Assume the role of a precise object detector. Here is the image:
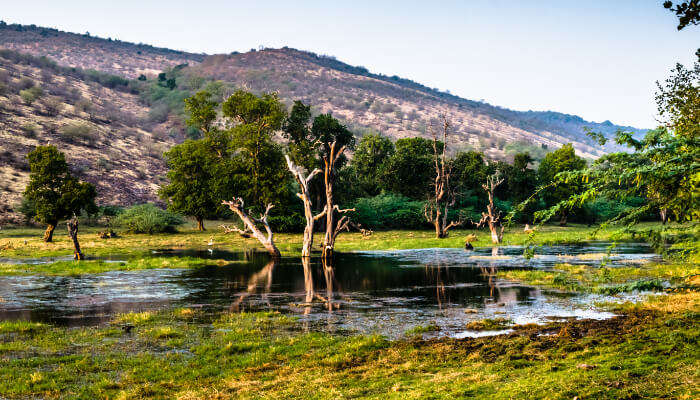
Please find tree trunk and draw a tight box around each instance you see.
[286,156,323,258]
[196,217,205,231]
[43,223,56,243]
[222,199,280,258]
[320,142,353,260]
[66,218,83,260]
[477,174,505,244]
[660,208,668,225]
[559,211,568,227]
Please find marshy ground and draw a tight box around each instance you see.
[0,222,697,399]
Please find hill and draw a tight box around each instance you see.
[0,23,649,222]
[0,22,204,78]
[0,49,180,223]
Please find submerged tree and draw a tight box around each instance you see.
[477,173,505,244]
[321,140,355,259]
[286,155,325,257]
[66,216,83,260]
[424,117,463,238]
[23,146,97,242]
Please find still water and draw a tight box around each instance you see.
[0,243,660,338]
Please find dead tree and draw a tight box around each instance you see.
[477,174,505,244]
[321,141,354,259]
[424,116,463,238]
[221,198,280,258]
[285,155,327,258]
[66,217,84,260]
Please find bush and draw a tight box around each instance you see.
[350,194,429,230]
[110,204,184,234]
[19,86,43,105]
[58,123,94,145]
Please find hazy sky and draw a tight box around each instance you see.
[2,0,697,128]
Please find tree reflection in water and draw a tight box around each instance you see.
[230,258,276,312]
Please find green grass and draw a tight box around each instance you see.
[0,221,673,275]
[0,295,697,399]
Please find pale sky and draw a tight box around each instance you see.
[1,0,697,128]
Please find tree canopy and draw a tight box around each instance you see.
[23,145,97,241]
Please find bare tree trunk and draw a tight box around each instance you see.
[43,223,56,243]
[286,155,325,258]
[660,208,668,225]
[424,116,463,238]
[66,217,83,260]
[478,174,505,244]
[196,217,205,231]
[321,141,354,260]
[222,198,280,258]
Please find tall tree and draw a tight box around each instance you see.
[424,117,463,238]
[23,146,97,242]
[537,144,587,226]
[541,62,699,226]
[380,137,436,199]
[160,139,231,231]
[222,90,289,211]
[352,133,395,196]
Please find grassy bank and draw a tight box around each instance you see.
[0,291,697,399]
[0,222,673,276]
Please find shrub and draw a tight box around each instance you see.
[350,194,429,230]
[110,203,184,234]
[20,123,37,138]
[19,86,43,105]
[58,123,94,144]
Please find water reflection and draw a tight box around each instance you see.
[0,243,656,337]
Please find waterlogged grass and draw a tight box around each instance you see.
[498,258,700,294]
[464,318,514,331]
[0,222,666,260]
[0,296,697,399]
[0,222,669,275]
[0,256,237,276]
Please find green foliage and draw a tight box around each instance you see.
[380,137,436,199]
[536,143,587,223]
[159,139,233,227]
[537,62,698,227]
[222,90,290,210]
[110,204,184,234]
[19,85,42,105]
[184,89,217,135]
[352,133,394,196]
[350,194,428,229]
[22,145,97,226]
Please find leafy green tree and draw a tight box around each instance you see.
[222,90,289,210]
[23,146,97,242]
[380,137,437,199]
[282,100,316,170]
[664,1,700,30]
[351,133,394,196]
[452,151,488,194]
[543,62,699,227]
[159,139,233,231]
[537,144,587,226]
[184,89,218,136]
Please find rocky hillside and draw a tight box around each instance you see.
[0,22,204,78]
[0,23,648,223]
[189,48,643,159]
[0,49,179,223]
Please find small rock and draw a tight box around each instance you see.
[464,308,478,313]
[577,363,598,370]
